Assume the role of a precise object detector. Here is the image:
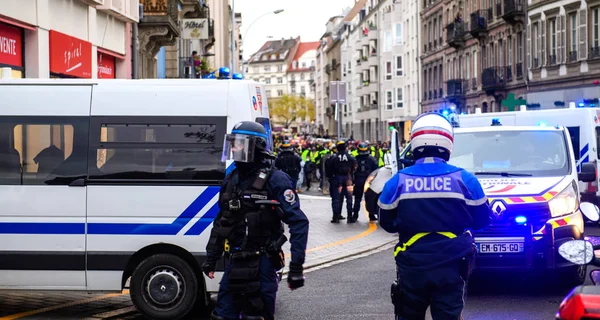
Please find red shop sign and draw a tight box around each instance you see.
[49,30,92,78]
[0,23,23,67]
[97,52,115,79]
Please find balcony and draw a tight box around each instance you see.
[446,79,467,104]
[97,0,139,23]
[482,67,507,94]
[180,0,210,18]
[516,62,523,79]
[79,0,105,6]
[591,47,600,59]
[568,51,578,63]
[548,54,557,66]
[446,22,465,48]
[138,0,180,58]
[470,10,488,40]
[502,0,524,24]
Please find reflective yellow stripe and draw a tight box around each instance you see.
[394,232,457,256]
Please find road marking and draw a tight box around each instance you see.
[298,194,329,200]
[285,221,378,258]
[85,306,137,319]
[0,290,129,320]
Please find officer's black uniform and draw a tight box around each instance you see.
[325,141,357,223]
[352,143,378,222]
[202,121,309,320]
[275,142,302,189]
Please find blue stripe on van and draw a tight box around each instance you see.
[184,202,220,236]
[0,186,220,236]
[581,144,589,158]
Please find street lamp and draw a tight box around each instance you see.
[237,8,285,75]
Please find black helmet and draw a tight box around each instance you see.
[336,140,347,151]
[222,121,273,163]
[357,142,370,155]
[281,140,293,151]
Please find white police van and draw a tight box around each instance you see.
[366,117,598,286]
[0,78,273,319]
[455,106,600,206]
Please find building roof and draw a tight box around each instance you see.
[288,41,320,72]
[343,0,367,22]
[248,37,300,64]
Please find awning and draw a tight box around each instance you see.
[0,15,36,30]
[97,47,126,60]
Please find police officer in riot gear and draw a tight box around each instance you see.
[275,140,302,188]
[202,121,309,320]
[353,143,378,222]
[378,113,491,320]
[326,141,357,223]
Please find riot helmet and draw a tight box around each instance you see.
[410,112,454,161]
[281,140,293,152]
[222,121,272,163]
[336,140,347,152]
[357,142,370,155]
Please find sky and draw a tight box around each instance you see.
[233,0,355,60]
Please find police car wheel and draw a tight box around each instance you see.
[558,265,586,288]
[130,254,198,320]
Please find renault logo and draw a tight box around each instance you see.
[491,200,507,217]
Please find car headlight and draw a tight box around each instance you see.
[548,181,578,218]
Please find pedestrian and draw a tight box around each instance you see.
[326,140,357,223]
[377,113,492,320]
[352,142,378,222]
[201,121,309,320]
[275,140,302,188]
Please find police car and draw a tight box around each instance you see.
[366,116,598,285]
[0,77,272,319]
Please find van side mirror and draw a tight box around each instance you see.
[579,163,597,183]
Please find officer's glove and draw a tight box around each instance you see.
[287,262,305,290]
[201,258,217,278]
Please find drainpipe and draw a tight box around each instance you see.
[523,0,529,92]
[415,0,422,116]
[132,4,142,79]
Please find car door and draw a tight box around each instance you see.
[0,83,90,289]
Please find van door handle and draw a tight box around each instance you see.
[68,178,87,187]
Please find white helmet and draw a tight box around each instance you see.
[410,112,454,160]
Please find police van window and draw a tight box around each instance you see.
[100,124,216,144]
[0,117,89,185]
[89,117,226,183]
[567,126,581,160]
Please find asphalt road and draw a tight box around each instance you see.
[7,224,600,319]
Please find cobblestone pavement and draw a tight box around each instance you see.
[0,194,395,319]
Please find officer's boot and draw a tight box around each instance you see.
[211,311,236,320]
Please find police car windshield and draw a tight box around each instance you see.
[448,130,570,177]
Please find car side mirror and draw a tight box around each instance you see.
[579,162,597,182]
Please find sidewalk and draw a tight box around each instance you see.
[281,191,397,272]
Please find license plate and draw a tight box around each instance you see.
[477,242,524,253]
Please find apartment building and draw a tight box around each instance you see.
[287,41,319,134]
[420,0,527,114]
[526,0,600,108]
[246,37,300,100]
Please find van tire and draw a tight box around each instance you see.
[558,265,586,289]
[130,254,198,320]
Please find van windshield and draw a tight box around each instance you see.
[448,130,570,177]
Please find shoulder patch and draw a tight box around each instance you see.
[283,189,296,204]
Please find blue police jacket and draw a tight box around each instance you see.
[377,157,492,270]
[209,166,309,266]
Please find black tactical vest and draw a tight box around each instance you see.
[218,169,283,252]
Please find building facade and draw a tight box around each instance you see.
[0,0,138,79]
[287,41,319,133]
[526,0,600,108]
[246,37,299,99]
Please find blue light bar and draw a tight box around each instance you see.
[491,118,502,126]
[538,121,547,127]
[442,110,449,116]
[579,102,585,107]
[515,216,527,224]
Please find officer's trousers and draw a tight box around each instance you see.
[331,178,352,219]
[352,179,366,220]
[214,255,278,320]
[395,261,466,320]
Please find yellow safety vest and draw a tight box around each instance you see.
[393,232,457,257]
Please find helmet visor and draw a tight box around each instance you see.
[221,134,258,163]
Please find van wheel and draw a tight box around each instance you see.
[130,254,198,320]
[558,265,586,289]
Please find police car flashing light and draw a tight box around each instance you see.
[491,118,502,126]
[515,216,527,224]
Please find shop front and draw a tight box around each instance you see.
[49,30,92,79]
[97,51,116,79]
[0,22,24,78]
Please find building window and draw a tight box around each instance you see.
[264,66,271,72]
[570,13,577,58]
[300,73,305,81]
[549,18,557,63]
[385,61,392,80]
[278,65,284,72]
[265,78,271,84]
[594,8,600,48]
[466,54,470,80]
[439,64,443,90]
[507,36,512,67]
[277,90,283,96]
[92,119,224,182]
[302,62,307,68]
[385,31,392,51]
[433,19,437,46]
[291,74,295,81]
[395,23,403,44]
[291,86,296,94]
[310,86,315,94]
[517,32,523,63]
[266,90,272,97]
[396,88,404,108]
[277,77,283,84]
[386,90,393,110]
[395,56,403,76]
[533,23,539,64]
